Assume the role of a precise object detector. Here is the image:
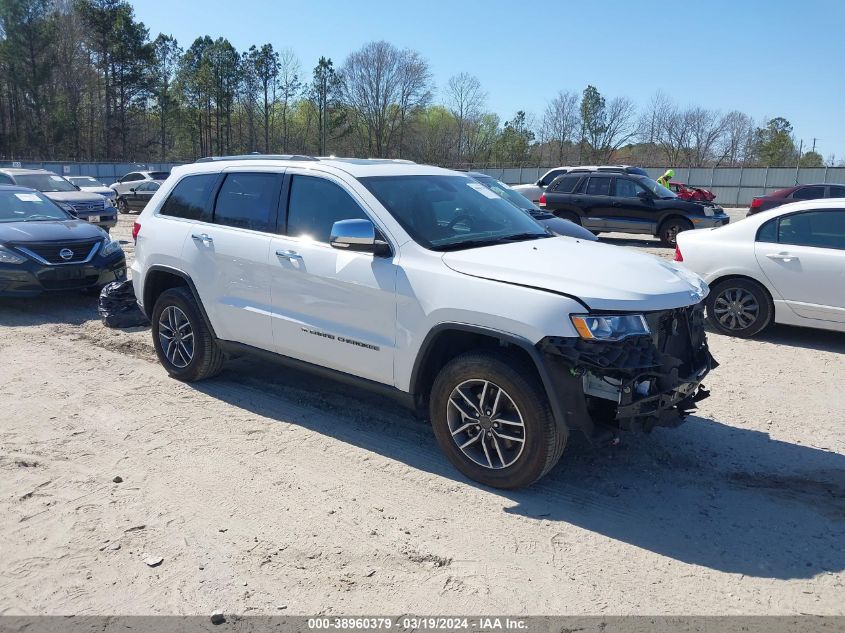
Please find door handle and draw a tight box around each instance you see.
[191,233,213,243]
[766,252,798,262]
[276,249,302,261]
[612,201,622,207]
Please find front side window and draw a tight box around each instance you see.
[286,175,368,242]
[638,176,676,198]
[360,174,548,251]
[13,174,77,193]
[778,210,845,250]
[791,186,825,200]
[539,169,567,187]
[585,177,611,196]
[0,173,15,184]
[213,172,281,232]
[159,174,217,220]
[613,178,642,198]
[550,175,581,193]
[829,186,845,198]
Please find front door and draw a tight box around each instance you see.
[606,177,656,234]
[268,172,397,385]
[755,209,845,323]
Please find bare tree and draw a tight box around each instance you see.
[277,48,301,152]
[596,96,638,162]
[446,72,486,163]
[717,110,755,166]
[541,90,579,163]
[683,107,728,167]
[340,40,431,157]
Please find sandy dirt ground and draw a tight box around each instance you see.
[1,211,844,616]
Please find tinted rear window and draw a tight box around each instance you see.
[550,175,581,193]
[213,172,281,231]
[149,171,171,180]
[791,186,825,200]
[160,174,217,220]
[585,177,611,196]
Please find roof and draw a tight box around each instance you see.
[0,183,38,192]
[175,155,456,179]
[0,167,54,175]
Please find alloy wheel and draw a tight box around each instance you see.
[712,287,760,331]
[158,305,195,368]
[446,379,526,470]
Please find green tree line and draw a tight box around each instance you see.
[0,0,831,167]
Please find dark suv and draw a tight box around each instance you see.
[539,170,730,246]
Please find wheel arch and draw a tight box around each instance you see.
[142,265,217,338]
[409,324,569,433]
[706,273,777,315]
[656,212,694,235]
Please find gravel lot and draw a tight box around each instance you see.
[1,209,844,616]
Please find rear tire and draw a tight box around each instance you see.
[117,197,129,214]
[705,278,773,338]
[658,218,693,246]
[151,286,224,381]
[429,351,566,489]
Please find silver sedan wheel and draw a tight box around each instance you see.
[158,305,194,368]
[447,379,526,470]
[713,287,760,331]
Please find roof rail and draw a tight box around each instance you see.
[195,154,319,163]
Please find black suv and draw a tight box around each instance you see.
[539,170,730,246]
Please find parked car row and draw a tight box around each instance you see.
[0,184,126,296]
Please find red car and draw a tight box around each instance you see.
[748,183,845,215]
[668,181,716,203]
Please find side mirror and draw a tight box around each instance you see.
[535,179,543,187]
[330,219,390,255]
[637,190,652,200]
[129,187,136,193]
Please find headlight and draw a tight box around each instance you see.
[100,237,123,258]
[104,198,116,209]
[0,244,27,264]
[571,314,650,341]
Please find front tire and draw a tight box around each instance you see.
[705,278,773,338]
[429,351,566,489]
[151,286,224,381]
[658,218,693,246]
[117,197,129,214]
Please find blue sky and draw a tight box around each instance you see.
[133,0,845,160]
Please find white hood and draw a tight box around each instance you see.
[442,237,708,311]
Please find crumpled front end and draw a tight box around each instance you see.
[539,302,717,436]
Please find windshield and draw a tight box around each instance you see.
[70,176,104,187]
[149,171,170,180]
[0,190,70,222]
[639,177,676,199]
[360,175,549,251]
[14,174,78,193]
[471,175,535,210]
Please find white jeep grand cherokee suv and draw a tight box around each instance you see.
[132,155,715,488]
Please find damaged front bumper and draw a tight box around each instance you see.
[538,302,717,437]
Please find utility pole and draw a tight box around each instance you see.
[795,139,803,184]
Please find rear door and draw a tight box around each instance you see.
[755,209,845,323]
[268,170,397,384]
[577,176,614,231]
[180,169,283,349]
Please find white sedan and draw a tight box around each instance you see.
[675,199,845,337]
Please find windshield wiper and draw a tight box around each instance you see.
[431,233,550,252]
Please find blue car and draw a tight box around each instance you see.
[0,185,126,297]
